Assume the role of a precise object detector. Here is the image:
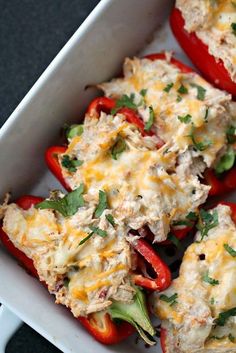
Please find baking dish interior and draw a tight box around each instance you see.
[3,0,234,352]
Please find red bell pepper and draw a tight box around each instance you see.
[160,327,167,353]
[0,195,42,277]
[132,238,171,291]
[204,168,236,196]
[45,146,71,191]
[78,312,134,345]
[170,8,236,97]
[0,196,134,344]
[87,96,116,118]
[87,96,155,138]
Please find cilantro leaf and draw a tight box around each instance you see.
[111,136,127,160]
[178,114,192,124]
[61,155,83,172]
[144,106,154,131]
[167,233,182,249]
[111,93,138,114]
[177,84,188,94]
[215,307,236,326]
[163,83,174,93]
[204,107,209,122]
[35,184,85,217]
[226,125,236,144]
[229,333,235,342]
[106,214,116,227]
[191,83,206,100]
[231,22,236,36]
[140,88,147,97]
[94,190,108,218]
[188,124,212,151]
[79,225,108,245]
[214,147,235,174]
[79,231,94,246]
[186,211,198,221]
[224,243,236,257]
[196,209,219,241]
[89,225,107,237]
[202,271,219,286]
[160,293,178,306]
[176,95,182,102]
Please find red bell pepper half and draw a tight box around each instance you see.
[204,168,236,196]
[132,238,171,291]
[45,146,71,191]
[170,8,236,97]
[160,327,167,353]
[0,196,134,344]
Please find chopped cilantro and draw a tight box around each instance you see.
[160,293,178,306]
[163,82,174,93]
[191,83,206,101]
[177,84,188,94]
[202,271,219,286]
[144,106,154,131]
[79,231,94,246]
[186,211,198,221]
[61,155,83,172]
[196,209,219,241]
[167,233,182,249]
[177,114,192,124]
[35,184,85,217]
[188,124,212,151]
[111,136,126,160]
[176,95,182,102]
[94,190,108,218]
[224,243,236,257]
[89,225,107,237]
[231,22,236,36]
[214,147,235,174]
[226,125,236,144]
[204,107,209,122]
[111,93,138,114]
[215,307,236,326]
[210,297,215,305]
[105,214,116,227]
[79,225,107,245]
[140,88,147,97]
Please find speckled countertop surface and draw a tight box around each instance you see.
[0,1,100,352]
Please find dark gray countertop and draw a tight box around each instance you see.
[0,1,100,352]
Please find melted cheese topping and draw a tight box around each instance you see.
[176,0,236,82]
[154,204,236,352]
[99,56,234,167]
[2,203,132,317]
[60,113,210,241]
[2,56,236,323]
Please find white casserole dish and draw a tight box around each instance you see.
[0,0,218,351]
